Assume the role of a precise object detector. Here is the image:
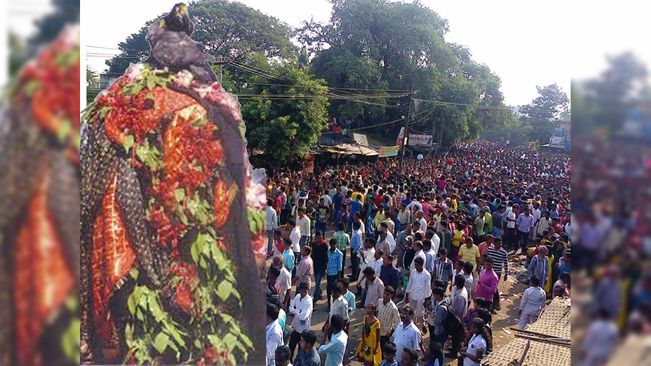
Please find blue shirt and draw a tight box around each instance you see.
[350,200,362,216]
[283,249,295,271]
[351,229,363,253]
[318,331,348,366]
[327,249,343,276]
[343,290,356,316]
[391,215,401,232]
[333,194,343,211]
[380,264,400,291]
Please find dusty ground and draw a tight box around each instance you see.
[273,230,532,365]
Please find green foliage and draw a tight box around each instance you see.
[61,297,80,364]
[237,59,329,162]
[29,0,80,51]
[9,33,27,78]
[105,0,297,75]
[519,84,569,143]
[299,0,512,146]
[573,52,648,136]
[125,285,188,363]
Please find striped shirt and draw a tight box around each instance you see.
[327,248,343,276]
[377,299,400,336]
[486,247,509,276]
[333,231,350,252]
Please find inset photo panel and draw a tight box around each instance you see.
[81,1,266,364]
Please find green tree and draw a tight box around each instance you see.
[104,0,297,76]
[519,84,569,143]
[299,0,511,145]
[29,0,80,52]
[575,52,647,135]
[9,33,27,77]
[233,57,330,164]
[86,68,100,104]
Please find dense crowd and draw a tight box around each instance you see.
[264,141,572,366]
[572,137,651,365]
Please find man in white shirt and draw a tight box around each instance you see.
[518,276,546,329]
[392,307,422,361]
[415,210,428,233]
[429,230,441,255]
[273,256,292,306]
[397,204,411,229]
[405,257,432,328]
[266,199,278,256]
[288,218,302,260]
[505,205,517,251]
[409,241,427,273]
[297,208,312,246]
[288,283,313,359]
[266,303,283,366]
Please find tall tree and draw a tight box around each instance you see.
[104,0,297,75]
[519,84,569,143]
[299,0,511,145]
[578,52,648,135]
[29,0,80,52]
[232,55,330,163]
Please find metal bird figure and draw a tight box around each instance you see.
[146,3,216,83]
[162,3,195,35]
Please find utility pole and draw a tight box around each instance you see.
[215,56,226,83]
[399,87,414,173]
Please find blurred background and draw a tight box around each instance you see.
[569,1,651,365]
[2,0,651,365]
[1,1,79,365]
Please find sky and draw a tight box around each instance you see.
[79,0,651,106]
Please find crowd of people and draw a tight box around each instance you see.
[264,141,572,366]
[572,137,651,365]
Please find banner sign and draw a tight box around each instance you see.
[408,134,433,146]
[378,146,399,157]
[352,133,369,146]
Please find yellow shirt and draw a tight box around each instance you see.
[352,192,365,205]
[452,230,464,247]
[459,244,480,269]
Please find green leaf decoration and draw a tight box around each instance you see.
[61,317,80,363]
[135,139,162,170]
[146,76,157,91]
[174,188,186,202]
[99,106,111,119]
[153,332,170,354]
[216,280,240,302]
[56,118,72,143]
[191,115,208,127]
[222,334,238,352]
[22,80,40,97]
[123,135,134,153]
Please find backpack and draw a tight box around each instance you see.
[443,305,462,331]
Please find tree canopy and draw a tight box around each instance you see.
[230,55,330,163]
[101,0,523,159]
[295,0,514,146]
[104,0,297,76]
[29,0,80,52]
[573,52,648,136]
[519,84,570,143]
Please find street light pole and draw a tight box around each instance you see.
[399,87,414,173]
